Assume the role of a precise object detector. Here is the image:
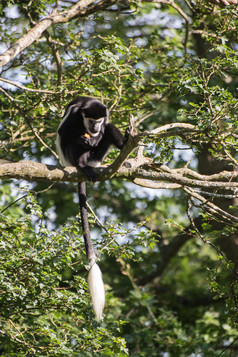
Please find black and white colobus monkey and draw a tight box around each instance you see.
[56,96,127,321]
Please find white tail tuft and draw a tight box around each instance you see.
[88,260,105,322]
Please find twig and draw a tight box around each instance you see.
[183,186,238,224]
[0,77,61,94]
[186,196,228,259]
[44,30,63,86]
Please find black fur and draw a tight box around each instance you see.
[57,96,125,181]
[56,96,128,320]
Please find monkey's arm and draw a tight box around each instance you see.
[81,124,128,182]
[105,123,128,150]
[76,124,128,183]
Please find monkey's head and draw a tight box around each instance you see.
[82,98,108,137]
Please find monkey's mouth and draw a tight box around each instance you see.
[90,128,99,134]
[88,128,99,137]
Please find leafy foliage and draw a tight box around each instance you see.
[0,1,238,356]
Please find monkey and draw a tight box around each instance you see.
[56,96,128,321]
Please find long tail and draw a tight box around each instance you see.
[78,182,105,321]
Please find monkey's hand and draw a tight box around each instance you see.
[124,127,130,144]
[81,166,97,183]
[76,135,94,149]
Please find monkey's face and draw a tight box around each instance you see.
[83,115,105,137]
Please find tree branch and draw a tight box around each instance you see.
[0,122,237,194]
[184,186,238,225]
[0,157,237,192]
[0,0,117,68]
[0,77,61,94]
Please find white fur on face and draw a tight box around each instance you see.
[83,115,104,137]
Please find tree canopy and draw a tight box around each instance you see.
[0,1,238,356]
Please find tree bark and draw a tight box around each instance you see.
[0,0,117,68]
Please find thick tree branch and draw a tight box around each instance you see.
[1,121,237,229]
[0,158,237,191]
[130,167,238,192]
[0,0,117,68]
[0,122,237,194]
